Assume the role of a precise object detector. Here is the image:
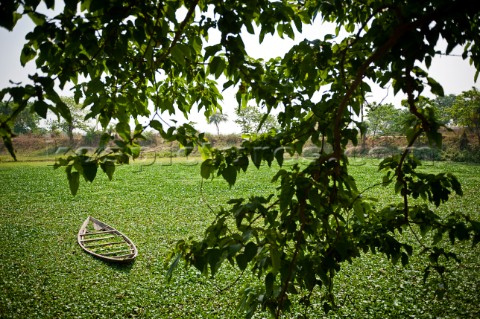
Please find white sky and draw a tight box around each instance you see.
[1,11,478,134]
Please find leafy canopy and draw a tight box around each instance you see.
[449,87,480,145]
[0,101,40,135]
[235,104,279,134]
[365,102,407,137]
[208,111,228,135]
[1,0,480,317]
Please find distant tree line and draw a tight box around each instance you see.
[362,88,480,162]
[0,97,99,146]
[2,88,479,161]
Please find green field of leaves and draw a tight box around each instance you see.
[0,159,479,318]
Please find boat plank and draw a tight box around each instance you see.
[102,250,134,256]
[108,253,135,259]
[80,235,115,242]
[84,241,126,248]
[94,246,130,253]
[81,230,118,236]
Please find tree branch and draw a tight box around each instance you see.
[156,0,200,67]
[332,7,456,160]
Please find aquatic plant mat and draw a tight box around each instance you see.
[0,160,479,318]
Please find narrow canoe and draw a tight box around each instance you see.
[77,216,138,262]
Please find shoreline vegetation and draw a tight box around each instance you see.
[1,130,480,164]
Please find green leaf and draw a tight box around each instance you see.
[228,243,242,256]
[0,6,22,31]
[423,266,431,284]
[20,45,36,66]
[214,58,226,79]
[352,200,366,224]
[100,161,115,181]
[425,55,432,68]
[426,130,443,149]
[244,242,257,261]
[98,133,112,149]
[401,252,409,266]
[27,12,46,26]
[208,248,223,276]
[270,246,281,274]
[265,272,275,296]
[221,165,237,187]
[116,122,131,141]
[67,171,80,195]
[149,120,163,132]
[64,0,77,10]
[200,159,214,179]
[33,100,49,119]
[447,173,463,196]
[209,56,226,79]
[304,264,317,291]
[236,253,249,271]
[82,161,98,182]
[427,77,444,96]
[55,100,72,123]
[171,45,186,66]
[236,241,257,271]
[204,44,222,60]
[432,230,443,245]
[1,134,17,161]
[128,144,141,159]
[44,0,55,9]
[166,253,181,282]
[251,148,262,169]
[234,155,249,172]
[279,180,294,212]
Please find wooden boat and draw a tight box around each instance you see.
[78,216,138,262]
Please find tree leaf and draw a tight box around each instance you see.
[244,242,257,261]
[208,248,223,276]
[204,44,222,60]
[270,247,281,274]
[67,171,80,195]
[209,56,226,79]
[279,179,295,212]
[20,45,36,66]
[82,161,98,182]
[200,159,214,179]
[171,45,186,66]
[27,12,46,26]
[221,165,237,187]
[149,120,163,132]
[236,253,248,271]
[100,161,115,181]
[427,77,444,96]
[33,100,49,119]
[166,253,181,282]
[1,134,17,161]
[265,272,275,296]
[116,122,131,141]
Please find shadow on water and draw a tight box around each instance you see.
[83,254,137,272]
[105,259,136,272]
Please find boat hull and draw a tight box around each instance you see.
[78,216,138,262]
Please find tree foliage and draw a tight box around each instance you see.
[433,93,457,125]
[235,104,279,134]
[1,1,480,317]
[365,102,407,138]
[448,87,480,145]
[0,101,40,135]
[208,111,228,136]
[60,96,95,144]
